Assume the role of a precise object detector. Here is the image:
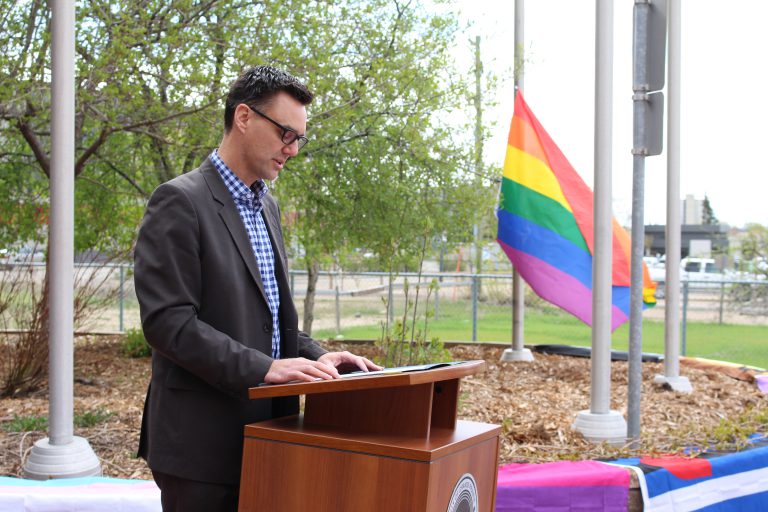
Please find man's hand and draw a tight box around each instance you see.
[264,358,340,384]
[263,352,383,385]
[317,351,383,374]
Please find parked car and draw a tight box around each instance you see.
[3,243,46,265]
[681,257,723,288]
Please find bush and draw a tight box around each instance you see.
[122,328,151,358]
[1,252,123,397]
[0,264,51,397]
[377,277,451,367]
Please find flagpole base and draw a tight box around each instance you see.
[653,374,693,393]
[572,410,627,446]
[500,347,534,362]
[23,436,102,480]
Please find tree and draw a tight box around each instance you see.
[0,0,265,249]
[739,223,768,277]
[702,194,719,226]
[0,0,495,337]
[272,0,493,332]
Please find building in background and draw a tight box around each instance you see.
[682,194,703,225]
[644,194,729,265]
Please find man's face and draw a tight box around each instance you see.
[242,91,307,183]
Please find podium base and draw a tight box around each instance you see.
[239,417,500,511]
[572,410,626,446]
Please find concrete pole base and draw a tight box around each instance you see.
[653,374,693,393]
[23,436,102,480]
[572,410,627,446]
[500,347,535,362]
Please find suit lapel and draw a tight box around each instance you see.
[201,160,269,304]
[261,198,299,357]
[261,198,288,284]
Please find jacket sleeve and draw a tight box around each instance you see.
[134,182,274,396]
[298,330,327,360]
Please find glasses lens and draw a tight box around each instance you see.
[281,131,308,150]
[281,131,298,145]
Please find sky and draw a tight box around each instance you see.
[452,0,768,228]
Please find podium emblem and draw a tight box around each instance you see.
[447,473,478,512]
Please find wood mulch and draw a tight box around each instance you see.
[1,337,766,479]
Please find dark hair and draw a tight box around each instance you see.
[224,65,314,132]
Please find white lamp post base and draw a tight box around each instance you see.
[23,436,102,480]
[653,374,693,393]
[573,410,627,446]
[500,348,535,362]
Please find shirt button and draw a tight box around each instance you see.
[263,323,271,333]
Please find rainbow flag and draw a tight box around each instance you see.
[496,460,630,511]
[496,92,656,331]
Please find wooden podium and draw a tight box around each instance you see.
[238,361,500,512]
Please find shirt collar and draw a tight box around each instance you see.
[210,150,269,204]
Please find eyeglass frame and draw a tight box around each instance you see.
[246,105,309,150]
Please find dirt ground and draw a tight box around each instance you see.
[1,337,766,479]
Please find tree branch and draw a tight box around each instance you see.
[94,154,148,198]
[118,95,223,132]
[75,128,110,177]
[303,131,371,158]
[16,119,49,177]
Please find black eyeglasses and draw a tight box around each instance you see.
[247,105,309,150]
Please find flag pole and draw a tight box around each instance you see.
[573,0,627,445]
[628,0,650,445]
[23,0,101,479]
[501,0,534,363]
[654,0,692,392]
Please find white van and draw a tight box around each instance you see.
[681,257,722,287]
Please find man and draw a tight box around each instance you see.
[134,65,381,511]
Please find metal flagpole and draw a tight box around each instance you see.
[654,0,692,392]
[629,0,682,442]
[628,0,651,444]
[24,0,101,479]
[501,0,534,363]
[573,0,627,445]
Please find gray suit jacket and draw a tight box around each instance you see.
[134,158,326,484]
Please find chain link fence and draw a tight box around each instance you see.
[2,263,768,339]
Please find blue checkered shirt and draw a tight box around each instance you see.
[210,150,281,359]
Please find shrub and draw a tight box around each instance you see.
[122,328,151,358]
[378,277,451,367]
[1,250,123,397]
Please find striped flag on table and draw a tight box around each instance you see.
[612,440,768,511]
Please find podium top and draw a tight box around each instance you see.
[248,360,485,400]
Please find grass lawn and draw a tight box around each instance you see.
[315,301,768,370]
